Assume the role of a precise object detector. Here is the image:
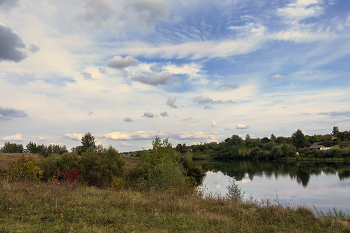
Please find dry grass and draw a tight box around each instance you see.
[0,179,349,232]
[0,153,39,171]
[122,156,138,171]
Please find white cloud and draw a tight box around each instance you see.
[132,72,180,86]
[160,111,168,117]
[163,63,203,80]
[182,118,198,123]
[204,105,211,109]
[103,131,217,141]
[211,120,217,127]
[149,64,162,73]
[98,67,107,74]
[28,44,40,53]
[271,74,284,80]
[81,72,93,79]
[117,28,266,60]
[124,117,133,122]
[0,0,20,11]
[104,131,160,140]
[76,0,116,27]
[119,0,169,29]
[193,96,237,104]
[96,141,102,146]
[217,83,239,90]
[107,56,139,70]
[277,0,324,24]
[2,133,23,141]
[65,133,84,141]
[167,96,177,108]
[236,123,249,129]
[142,111,154,118]
[120,141,132,146]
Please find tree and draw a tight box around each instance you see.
[81,132,96,153]
[26,142,38,153]
[227,135,242,146]
[1,142,24,153]
[180,143,187,153]
[261,137,270,144]
[332,126,339,136]
[270,134,276,140]
[245,134,251,140]
[175,144,182,151]
[292,129,306,150]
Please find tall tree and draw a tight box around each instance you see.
[245,134,251,140]
[292,129,306,150]
[332,126,339,136]
[270,134,276,140]
[26,142,38,153]
[81,132,96,152]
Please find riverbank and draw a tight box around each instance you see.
[1,179,349,232]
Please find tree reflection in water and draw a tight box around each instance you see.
[206,161,350,188]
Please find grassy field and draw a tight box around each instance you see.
[1,153,350,232]
[1,180,350,232]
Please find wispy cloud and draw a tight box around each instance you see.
[193,96,237,104]
[2,133,23,141]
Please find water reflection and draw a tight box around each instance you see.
[200,161,350,213]
[205,161,350,187]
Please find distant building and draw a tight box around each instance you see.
[309,143,325,150]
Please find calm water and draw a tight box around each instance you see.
[200,161,350,214]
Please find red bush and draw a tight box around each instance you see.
[63,168,80,182]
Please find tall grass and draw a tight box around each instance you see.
[0,179,349,232]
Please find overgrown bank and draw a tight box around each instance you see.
[1,134,350,232]
[1,180,350,232]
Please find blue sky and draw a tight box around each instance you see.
[1,0,350,152]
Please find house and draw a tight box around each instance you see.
[309,143,325,150]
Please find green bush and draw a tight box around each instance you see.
[147,159,187,190]
[80,147,125,187]
[7,155,43,182]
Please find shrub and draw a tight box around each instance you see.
[63,167,80,182]
[79,147,125,187]
[226,179,244,202]
[7,155,43,182]
[110,176,125,189]
[147,160,187,190]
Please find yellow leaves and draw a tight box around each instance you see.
[7,155,43,182]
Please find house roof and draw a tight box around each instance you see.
[309,143,325,149]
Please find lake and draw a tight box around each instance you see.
[200,160,350,214]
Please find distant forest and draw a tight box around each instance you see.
[1,127,350,160]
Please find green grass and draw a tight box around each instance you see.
[0,180,349,232]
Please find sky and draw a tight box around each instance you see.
[1,0,350,152]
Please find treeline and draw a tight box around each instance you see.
[199,127,350,161]
[2,133,204,190]
[0,142,68,156]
